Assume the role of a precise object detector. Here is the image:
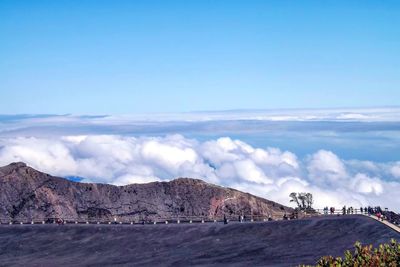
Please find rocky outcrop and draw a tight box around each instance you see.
[0,162,292,221]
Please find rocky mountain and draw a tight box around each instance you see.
[0,162,292,222]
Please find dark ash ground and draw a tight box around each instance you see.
[1,215,399,267]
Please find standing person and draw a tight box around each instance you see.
[223,215,228,225]
[342,206,346,215]
[360,207,363,214]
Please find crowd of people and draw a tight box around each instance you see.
[320,206,400,226]
[379,210,400,226]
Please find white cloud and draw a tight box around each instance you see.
[336,113,372,120]
[0,137,78,176]
[307,150,347,186]
[2,107,400,138]
[351,173,384,195]
[232,159,273,184]
[141,138,198,171]
[390,162,400,178]
[0,135,399,212]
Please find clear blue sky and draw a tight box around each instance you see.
[0,0,399,114]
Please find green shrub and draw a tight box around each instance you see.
[301,239,400,267]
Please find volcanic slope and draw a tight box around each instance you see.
[0,215,399,266]
[0,162,291,221]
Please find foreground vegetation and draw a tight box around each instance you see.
[301,239,400,267]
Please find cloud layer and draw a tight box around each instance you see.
[1,134,399,212]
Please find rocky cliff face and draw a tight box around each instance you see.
[0,162,292,222]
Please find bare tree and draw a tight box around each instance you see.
[305,193,313,209]
[289,192,300,209]
[289,192,314,211]
[297,193,307,210]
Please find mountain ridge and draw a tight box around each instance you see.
[0,162,292,221]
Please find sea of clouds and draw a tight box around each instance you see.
[0,134,399,211]
[1,108,400,211]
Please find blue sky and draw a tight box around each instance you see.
[1,1,400,210]
[1,1,399,114]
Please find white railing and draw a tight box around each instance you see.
[1,208,395,226]
[0,214,279,225]
[314,208,369,215]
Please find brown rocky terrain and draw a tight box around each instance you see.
[0,162,291,222]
